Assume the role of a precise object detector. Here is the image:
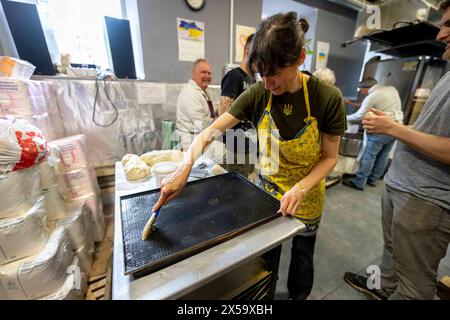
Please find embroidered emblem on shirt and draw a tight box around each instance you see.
[283,104,293,116]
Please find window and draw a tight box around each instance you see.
[39,0,123,69]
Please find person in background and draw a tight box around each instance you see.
[344,79,374,115]
[344,0,450,299]
[312,68,336,86]
[176,59,217,152]
[219,33,256,178]
[342,78,403,190]
[153,12,347,300]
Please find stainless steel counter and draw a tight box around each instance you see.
[112,160,305,300]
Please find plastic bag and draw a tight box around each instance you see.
[0,228,73,300]
[0,117,48,173]
[0,197,48,266]
[0,166,41,219]
[0,56,35,80]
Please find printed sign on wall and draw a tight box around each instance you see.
[315,41,330,71]
[177,18,205,62]
[235,25,256,63]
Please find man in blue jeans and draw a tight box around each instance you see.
[342,78,403,191]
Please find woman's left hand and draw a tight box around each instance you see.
[278,184,305,216]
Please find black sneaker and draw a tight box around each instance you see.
[343,272,388,300]
[367,181,378,187]
[342,179,364,191]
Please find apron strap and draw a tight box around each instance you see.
[267,94,273,113]
[301,72,312,118]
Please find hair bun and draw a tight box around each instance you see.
[299,18,309,33]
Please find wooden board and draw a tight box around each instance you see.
[437,276,450,300]
[85,213,114,300]
[103,264,113,300]
[86,276,109,300]
[88,215,114,282]
[95,165,116,178]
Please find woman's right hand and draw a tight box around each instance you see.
[151,165,191,212]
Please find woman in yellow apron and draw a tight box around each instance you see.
[153,12,346,300]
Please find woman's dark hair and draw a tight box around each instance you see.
[248,12,309,77]
[244,33,254,50]
[440,0,450,12]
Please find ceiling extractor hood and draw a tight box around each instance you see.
[340,0,445,58]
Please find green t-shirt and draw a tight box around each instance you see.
[228,74,347,140]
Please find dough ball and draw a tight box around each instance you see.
[124,158,151,181]
[121,154,140,166]
[140,150,183,167]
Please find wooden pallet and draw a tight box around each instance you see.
[95,165,116,178]
[85,213,114,300]
[437,276,450,300]
[86,276,107,300]
[85,263,113,300]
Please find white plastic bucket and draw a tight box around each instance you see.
[151,161,178,188]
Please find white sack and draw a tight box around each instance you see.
[0,170,31,219]
[43,185,66,221]
[74,239,95,274]
[39,256,87,300]
[0,227,73,300]
[0,197,48,265]
[66,192,103,223]
[56,207,93,251]
[91,211,105,243]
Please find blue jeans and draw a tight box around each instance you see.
[353,134,395,188]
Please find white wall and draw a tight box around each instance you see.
[0,1,18,57]
[137,0,263,84]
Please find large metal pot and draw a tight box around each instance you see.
[339,133,363,157]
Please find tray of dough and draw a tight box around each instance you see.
[120,172,281,277]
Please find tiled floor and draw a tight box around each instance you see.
[275,181,450,300]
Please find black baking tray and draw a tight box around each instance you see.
[120,172,281,277]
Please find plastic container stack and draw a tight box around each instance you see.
[48,134,106,243]
[40,145,97,277]
[53,206,96,274]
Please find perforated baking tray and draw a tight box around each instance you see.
[120,172,280,277]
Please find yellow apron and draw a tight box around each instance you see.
[257,73,325,229]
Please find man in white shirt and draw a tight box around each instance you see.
[176,59,217,151]
[343,77,403,190]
